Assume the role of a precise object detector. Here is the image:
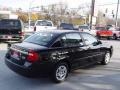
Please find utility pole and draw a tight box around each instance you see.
[90,0,95,29]
[28,0,34,31]
[115,0,119,27]
[28,7,31,31]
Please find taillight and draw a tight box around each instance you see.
[27,50,39,63]
[79,29,83,32]
[34,26,36,32]
[19,31,24,36]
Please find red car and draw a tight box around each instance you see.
[96,27,113,39]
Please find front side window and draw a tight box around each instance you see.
[81,33,98,45]
[65,33,83,46]
[52,33,84,48]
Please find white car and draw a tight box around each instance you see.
[34,20,57,32]
[109,27,120,40]
[79,25,96,36]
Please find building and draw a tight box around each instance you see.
[0,11,18,19]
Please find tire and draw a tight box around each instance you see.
[101,51,111,65]
[97,35,101,40]
[51,62,69,83]
[107,37,110,40]
[113,34,117,40]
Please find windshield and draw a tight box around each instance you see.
[24,32,56,46]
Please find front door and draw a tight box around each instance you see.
[80,33,103,64]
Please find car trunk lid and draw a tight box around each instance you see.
[8,42,47,65]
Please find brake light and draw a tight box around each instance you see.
[96,31,99,35]
[34,26,36,32]
[19,31,24,36]
[27,50,39,63]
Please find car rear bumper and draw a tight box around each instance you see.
[5,58,54,77]
[100,35,113,37]
[97,35,113,38]
[0,35,23,41]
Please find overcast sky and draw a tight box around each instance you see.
[0,0,119,15]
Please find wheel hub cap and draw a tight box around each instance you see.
[56,65,67,81]
[105,53,110,63]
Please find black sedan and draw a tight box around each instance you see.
[5,30,113,83]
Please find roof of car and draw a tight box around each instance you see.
[35,30,79,34]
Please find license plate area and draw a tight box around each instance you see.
[7,36,12,39]
[11,51,20,60]
[2,35,12,39]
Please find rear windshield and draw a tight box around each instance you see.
[79,26,89,29]
[60,23,74,30]
[36,20,52,26]
[24,32,56,46]
[0,19,21,27]
[95,27,106,30]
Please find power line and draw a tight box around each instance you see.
[96,3,120,6]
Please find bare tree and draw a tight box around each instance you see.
[40,3,68,25]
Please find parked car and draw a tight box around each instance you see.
[58,23,78,30]
[96,26,113,39]
[5,30,113,83]
[0,19,24,42]
[79,25,96,36]
[34,20,57,31]
[109,27,120,40]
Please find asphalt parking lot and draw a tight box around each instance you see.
[0,40,120,90]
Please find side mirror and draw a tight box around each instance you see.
[7,43,11,48]
[93,40,102,46]
[98,40,102,44]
